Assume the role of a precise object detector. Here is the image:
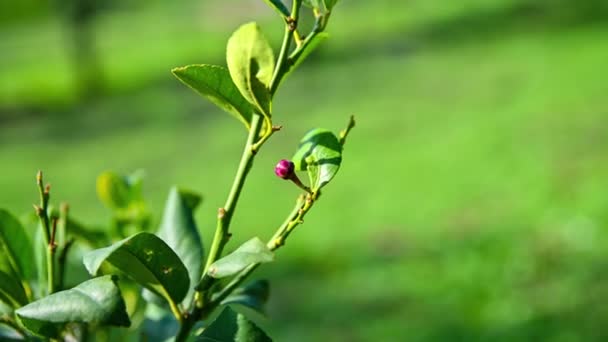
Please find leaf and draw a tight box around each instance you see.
[291,128,342,191]
[83,232,190,307]
[226,22,274,117]
[172,64,255,130]
[15,275,130,338]
[208,238,273,279]
[156,187,204,305]
[220,280,270,315]
[236,313,272,342]
[0,270,28,308]
[196,306,238,342]
[0,209,34,281]
[96,172,131,210]
[262,0,290,17]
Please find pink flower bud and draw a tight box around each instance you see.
[274,160,294,179]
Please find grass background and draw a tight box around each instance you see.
[1,0,607,340]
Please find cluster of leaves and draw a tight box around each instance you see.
[0,0,352,340]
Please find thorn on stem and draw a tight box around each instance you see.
[218,208,226,219]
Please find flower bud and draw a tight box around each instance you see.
[274,159,295,179]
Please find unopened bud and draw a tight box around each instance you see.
[274,160,295,180]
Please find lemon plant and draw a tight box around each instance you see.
[0,0,354,340]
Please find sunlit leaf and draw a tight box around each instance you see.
[83,232,189,307]
[173,64,255,129]
[15,276,130,338]
[208,238,273,279]
[226,22,274,117]
[291,128,342,191]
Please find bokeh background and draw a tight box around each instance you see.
[2,0,608,340]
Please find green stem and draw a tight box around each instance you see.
[209,193,314,307]
[35,171,55,295]
[269,0,301,95]
[203,114,263,276]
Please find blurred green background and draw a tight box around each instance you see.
[2,0,608,340]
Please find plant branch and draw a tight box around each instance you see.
[35,171,56,295]
[269,0,302,95]
[203,114,263,277]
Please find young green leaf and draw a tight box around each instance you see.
[96,172,131,210]
[0,209,34,280]
[172,64,255,130]
[156,187,204,306]
[236,312,273,342]
[83,232,190,307]
[291,128,342,191]
[15,275,130,338]
[220,280,270,315]
[262,0,290,18]
[226,22,274,117]
[208,238,273,279]
[0,270,28,309]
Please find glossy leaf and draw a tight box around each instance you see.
[15,276,130,338]
[196,306,238,341]
[220,280,270,314]
[83,232,190,306]
[208,238,273,279]
[236,313,272,342]
[226,22,274,117]
[172,64,255,129]
[291,128,342,191]
[262,0,290,17]
[156,187,204,305]
[0,270,28,308]
[0,209,34,280]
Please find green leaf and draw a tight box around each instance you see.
[172,64,255,130]
[220,280,270,315]
[0,209,34,280]
[156,187,204,305]
[262,0,290,17]
[196,306,238,341]
[208,238,273,279]
[236,313,272,342]
[226,22,274,117]
[15,275,130,338]
[83,232,190,306]
[96,171,131,210]
[0,270,28,308]
[291,128,342,191]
